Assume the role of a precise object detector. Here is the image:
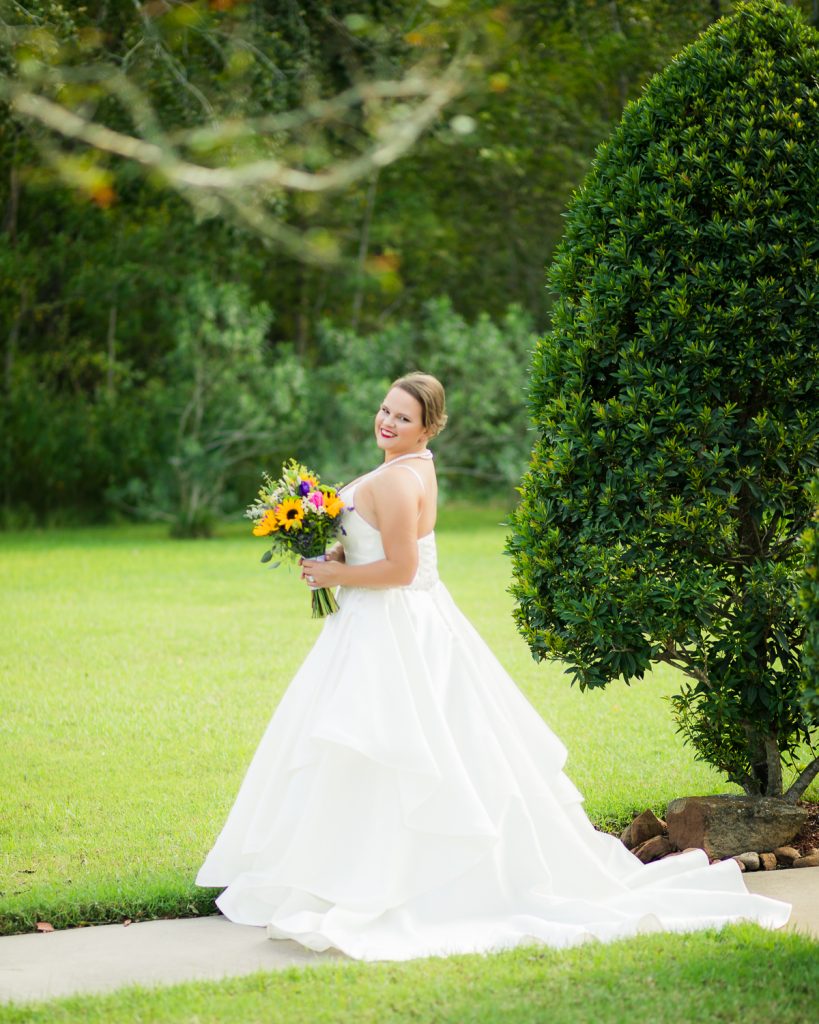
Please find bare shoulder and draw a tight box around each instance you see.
[370,466,421,504]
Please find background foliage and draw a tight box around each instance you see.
[2,0,819,531]
[801,476,819,718]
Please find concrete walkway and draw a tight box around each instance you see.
[1,869,817,1006]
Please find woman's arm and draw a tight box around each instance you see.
[301,471,420,589]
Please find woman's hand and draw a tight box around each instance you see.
[325,543,345,563]
[300,556,346,589]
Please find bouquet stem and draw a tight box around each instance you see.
[307,552,339,618]
[311,586,340,618]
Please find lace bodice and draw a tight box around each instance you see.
[338,458,439,591]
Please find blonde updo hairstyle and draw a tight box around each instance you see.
[391,372,448,438]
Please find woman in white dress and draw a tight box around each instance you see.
[195,371,791,961]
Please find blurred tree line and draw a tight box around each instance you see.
[2,0,816,532]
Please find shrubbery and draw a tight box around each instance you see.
[2,295,536,531]
[307,298,536,499]
[509,0,819,800]
[800,478,819,720]
[106,278,308,538]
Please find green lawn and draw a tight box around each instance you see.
[1,926,816,1023]
[1,507,816,937]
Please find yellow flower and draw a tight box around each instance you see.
[252,509,278,536]
[324,494,344,518]
[301,472,319,488]
[276,497,305,531]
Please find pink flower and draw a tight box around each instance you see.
[308,490,324,509]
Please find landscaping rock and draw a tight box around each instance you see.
[793,852,819,868]
[732,857,747,872]
[620,809,666,850]
[632,809,667,844]
[735,851,760,871]
[773,846,800,866]
[665,795,807,860]
[759,852,778,871]
[631,835,674,863]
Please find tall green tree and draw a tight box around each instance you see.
[508,0,819,801]
[799,478,819,720]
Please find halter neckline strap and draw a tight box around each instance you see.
[340,449,433,495]
[377,449,433,470]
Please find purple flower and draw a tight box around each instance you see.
[298,480,311,496]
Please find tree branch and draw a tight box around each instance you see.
[654,649,710,686]
[783,753,819,804]
[130,0,214,118]
[6,66,465,194]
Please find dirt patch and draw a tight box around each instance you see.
[793,800,819,855]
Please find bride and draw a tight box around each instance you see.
[195,371,791,961]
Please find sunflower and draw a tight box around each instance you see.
[252,509,278,536]
[324,493,344,518]
[275,497,305,531]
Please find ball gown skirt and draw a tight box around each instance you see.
[195,492,792,962]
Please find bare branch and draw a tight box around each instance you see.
[130,0,214,118]
[783,753,819,804]
[219,194,342,266]
[6,65,464,194]
[655,649,710,686]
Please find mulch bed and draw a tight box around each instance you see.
[793,800,819,856]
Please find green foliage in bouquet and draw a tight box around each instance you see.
[508,1,819,801]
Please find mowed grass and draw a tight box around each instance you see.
[1,926,816,1022]
[1,505,816,936]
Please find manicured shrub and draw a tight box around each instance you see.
[508,1,819,800]
[799,477,819,719]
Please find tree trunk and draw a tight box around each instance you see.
[350,172,378,333]
[3,165,20,239]
[106,303,118,398]
[296,267,310,358]
[764,736,783,797]
[5,303,21,395]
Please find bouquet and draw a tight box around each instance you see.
[245,459,346,618]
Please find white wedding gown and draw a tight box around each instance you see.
[195,459,792,961]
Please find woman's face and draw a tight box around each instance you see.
[374,386,429,456]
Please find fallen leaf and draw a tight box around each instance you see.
[36,922,54,932]
[123,919,132,927]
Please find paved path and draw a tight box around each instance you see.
[1,869,817,1006]
[0,915,350,1006]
